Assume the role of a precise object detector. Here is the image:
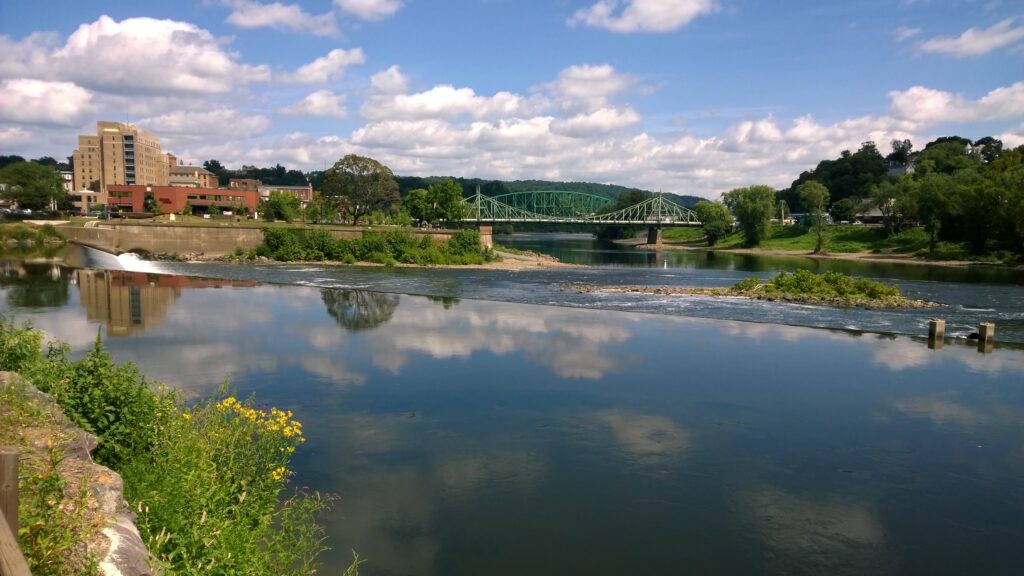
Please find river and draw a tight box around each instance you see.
[2,236,1023,575]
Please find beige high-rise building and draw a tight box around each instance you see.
[71,121,170,210]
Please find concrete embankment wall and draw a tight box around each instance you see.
[63,223,463,257]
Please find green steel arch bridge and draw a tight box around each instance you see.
[461,189,701,227]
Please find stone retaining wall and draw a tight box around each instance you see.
[62,223,459,257]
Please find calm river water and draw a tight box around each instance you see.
[2,237,1024,575]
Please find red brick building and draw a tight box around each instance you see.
[107,185,259,215]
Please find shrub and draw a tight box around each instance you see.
[0,320,350,575]
[256,228,492,266]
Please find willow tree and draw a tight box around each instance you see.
[321,155,400,225]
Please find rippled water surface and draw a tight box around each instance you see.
[2,240,1023,575]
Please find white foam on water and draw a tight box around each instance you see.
[116,252,164,274]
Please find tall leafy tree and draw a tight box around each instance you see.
[203,159,230,186]
[405,188,430,224]
[321,155,400,225]
[797,181,830,254]
[722,185,776,247]
[871,175,918,235]
[0,161,65,210]
[427,178,468,223]
[973,136,1003,164]
[693,201,733,246]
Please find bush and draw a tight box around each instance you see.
[732,270,900,301]
[256,228,494,266]
[0,319,350,575]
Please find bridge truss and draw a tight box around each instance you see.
[463,189,701,226]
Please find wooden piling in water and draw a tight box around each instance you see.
[978,322,995,354]
[928,319,945,350]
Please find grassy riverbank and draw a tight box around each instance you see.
[0,319,358,575]
[661,224,1020,264]
[569,270,935,309]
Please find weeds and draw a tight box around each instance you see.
[0,318,355,575]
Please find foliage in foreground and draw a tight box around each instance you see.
[0,371,100,575]
[254,227,495,265]
[0,318,354,575]
[732,269,901,301]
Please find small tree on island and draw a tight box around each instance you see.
[693,200,733,246]
[797,181,830,254]
[722,185,776,247]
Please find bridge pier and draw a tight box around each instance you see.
[646,226,663,246]
[477,225,493,249]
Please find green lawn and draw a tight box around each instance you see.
[661,226,707,243]
[662,224,1017,263]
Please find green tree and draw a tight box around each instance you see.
[797,181,830,253]
[208,204,221,216]
[427,178,468,223]
[973,136,1003,164]
[303,192,333,224]
[321,155,400,225]
[693,200,733,246]
[0,161,65,210]
[203,159,230,186]
[784,141,888,207]
[722,185,776,246]
[871,175,918,235]
[260,190,300,222]
[405,188,430,224]
[830,197,857,223]
[886,139,913,164]
[917,138,977,175]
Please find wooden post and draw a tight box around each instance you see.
[0,445,30,576]
[0,447,16,536]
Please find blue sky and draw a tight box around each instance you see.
[1,0,1021,197]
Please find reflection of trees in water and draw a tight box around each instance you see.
[0,261,71,308]
[426,295,459,309]
[321,289,400,331]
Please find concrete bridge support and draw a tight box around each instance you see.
[477,225,493,249]
[646,226,663,246]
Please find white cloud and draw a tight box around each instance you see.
[569,0,716,33]
[889,82,1024,125]
[0,79,94,126]
[545,64,634,113]
[0,16,271,95]
[224,0,338,37]
[281,90,348,118]
[286,48,366,84]
[551,106,640,137]
[998,123,1024,148]
[894,26,921,41]
[919,18,1024,57]
[370,65,408,94]
[140,107,270,139]
[334,0,403,20]
[0,126,32,147]
[362,83,531,121]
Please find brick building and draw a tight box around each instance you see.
[106,185,259,215]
